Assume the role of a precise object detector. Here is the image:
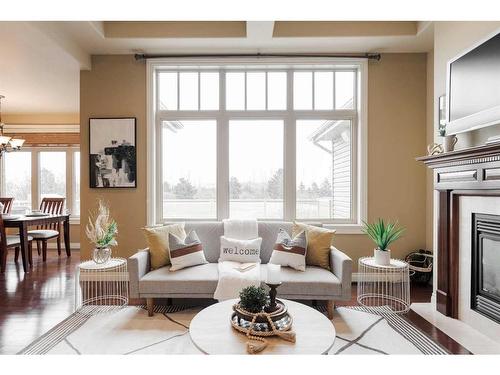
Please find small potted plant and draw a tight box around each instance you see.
[85,199,118,264]
[233,286,272,323]
[239,286,268,313]
[362,218,405,266]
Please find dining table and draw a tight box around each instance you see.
[3,213,71,272]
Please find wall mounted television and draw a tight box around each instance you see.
[446,31,500,135]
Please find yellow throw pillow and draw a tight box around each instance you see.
[142,223,186,270]
[292,222,336,270]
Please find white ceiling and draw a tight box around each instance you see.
[0,21,434,114]
[0,22,81,114]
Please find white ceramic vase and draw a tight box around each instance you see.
[374,248,391,266]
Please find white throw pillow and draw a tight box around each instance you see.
[269,229,307,271]
[168,230,208,271]
[219,236,262,263]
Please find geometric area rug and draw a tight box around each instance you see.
[19,304,449,355]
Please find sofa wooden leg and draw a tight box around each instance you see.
[327,300,335,320]
[167,298,172,306]
[147,298,154,317]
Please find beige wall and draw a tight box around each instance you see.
[334,53,428,270]
[80,55,146,260]
[79,53,428,269]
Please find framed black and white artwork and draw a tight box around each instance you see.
[89,117,137,188]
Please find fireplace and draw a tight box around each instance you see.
[472,213,500,323]
[417,143,500,319]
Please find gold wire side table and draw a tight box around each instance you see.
[357,257,410,314]
[75,257,128,314]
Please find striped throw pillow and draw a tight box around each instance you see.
[269,229,307,271]
[168,230,208,271]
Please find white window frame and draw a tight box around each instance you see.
[147,58,367,234]
[0,147,81,223]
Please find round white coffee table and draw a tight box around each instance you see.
[190,299,335,354]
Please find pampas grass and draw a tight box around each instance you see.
[85,199,118,248]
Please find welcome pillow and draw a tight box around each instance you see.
[269,229,307,271]
[142,223,186,270]
[219,236,262,263]
[168,230,208,271]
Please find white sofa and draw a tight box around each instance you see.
[128,221,353,318]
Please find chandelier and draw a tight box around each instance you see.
[0,95,25,157]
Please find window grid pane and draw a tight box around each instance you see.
[179,72,199,110]
[335,71,355,109]
[267,72,287,110]
[162,120,217,219]
[4,151,31,211]
[314,71,334,110]
[296,119,352,220]
[293,72,313,110]
[200,72,219,110]
[229,120,284,219]
[39,151,67,201]
[158,72,178,110]
[246,72,266,110]
[226,72,245,110]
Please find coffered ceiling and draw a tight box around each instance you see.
[0,21,434,114]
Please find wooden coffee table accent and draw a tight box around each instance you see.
[190,298,335,354]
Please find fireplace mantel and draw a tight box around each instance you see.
[417,143,500,318]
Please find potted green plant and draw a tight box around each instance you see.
[362,219,405,265]
[238,286,268,313]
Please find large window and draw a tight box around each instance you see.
[1,148,80,217]
[152,60,366,228]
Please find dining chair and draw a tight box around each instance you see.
[28,197,66,262]
[0,198,14,214]
[0,214,33,272]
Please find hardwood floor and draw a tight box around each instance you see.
[0,255,467,355]
[0,251,78,354]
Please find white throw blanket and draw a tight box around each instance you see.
[214,219,260,301]
[213,261,261,301]
[222,219,258,240]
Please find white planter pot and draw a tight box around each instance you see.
[374,248,391,266]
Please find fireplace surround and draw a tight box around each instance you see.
[418,143,500,320]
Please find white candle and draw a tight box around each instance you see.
[266,264,281,284]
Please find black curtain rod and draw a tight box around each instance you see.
[135,52,381,61]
